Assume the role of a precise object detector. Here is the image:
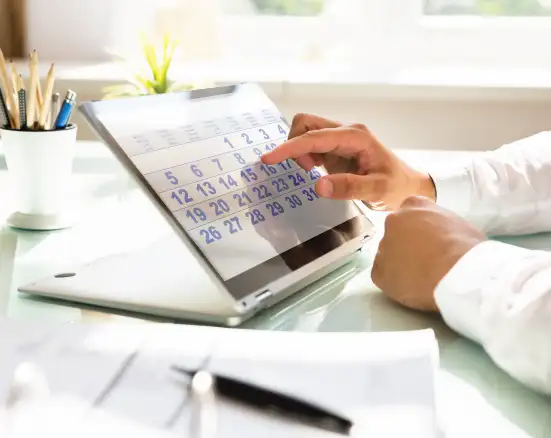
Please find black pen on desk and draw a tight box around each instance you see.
[54,89,76,130]
[17,75,26,130]
[172,365,353,436]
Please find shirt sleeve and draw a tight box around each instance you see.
[434,240,551,395]
[426,132,551,394]
[429,131,551,236]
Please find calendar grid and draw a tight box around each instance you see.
[142,134,287,177]
[186,180,319,232]
[172,165,300,214]
[154,136,288,192]
[132,120,281,158]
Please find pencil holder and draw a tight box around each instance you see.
[1,125,77,230]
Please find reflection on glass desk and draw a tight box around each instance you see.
[0,142,550,437]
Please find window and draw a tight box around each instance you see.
[425,0,551,16]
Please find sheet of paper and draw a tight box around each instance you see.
[0,320,439,437]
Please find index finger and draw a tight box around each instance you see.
[261,127,365,164]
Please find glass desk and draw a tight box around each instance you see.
[0,142,550,437]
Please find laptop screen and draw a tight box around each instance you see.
[79,84,373,300]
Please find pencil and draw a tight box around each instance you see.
[0,89,9,128]
[50,92,59,129]
[38,63,54,128]
[27,50,38,129]
[18,75,26,130]
[9,61,19,127]
[34,51,43,122]
[0,49,16,128]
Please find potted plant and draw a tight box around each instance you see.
[102,33,199,98]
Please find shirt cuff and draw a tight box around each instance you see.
[428,165,473,218]
[433,240,534,344]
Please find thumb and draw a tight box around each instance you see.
[315,174,370,200]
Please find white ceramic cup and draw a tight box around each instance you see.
[1,125,77,230]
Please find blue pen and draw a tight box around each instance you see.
[54,90,77,129]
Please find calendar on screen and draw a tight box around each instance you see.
[80,84,370,297]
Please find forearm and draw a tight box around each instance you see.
[430,132,551,236]
[435,241,551,395]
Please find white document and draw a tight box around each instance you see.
[0,320,439,437]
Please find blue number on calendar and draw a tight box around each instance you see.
[265,143,277,152]
[234,152,246,165]
[171,188,193,205]
[277,161,291,171]
[266,201,285,217]
[212,158,223,171]
[196,181,217,197]
[240,168,258,183]
[271,177,289,193]
[259,128,270,140]
[233,191,253,207]
[285,194,303,209]
[278,124,287,136]
[241,133,253,145]
[223,217,243,234]
[309,168,321,180]
[253,147,263,158]
[245,209,266,225]
[287,172,306,187]
[165,171,178,185]
[186,207,207,224]
[219,174,238,190]
[209,199,231,216]
[259,164,277,177]
[200,226,222,244]
[252,184,272,200]
[302,187,320,202]
[224,137,234,148]
[191,164,203,177]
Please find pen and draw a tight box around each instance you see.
[17,75,26,130]
[54,89,76,130]
[172,365,353,436]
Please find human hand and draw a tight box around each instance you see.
[262,113,436,210]
[372,196,487,312]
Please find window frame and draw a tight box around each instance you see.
[396,0,551,68]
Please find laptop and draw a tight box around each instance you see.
[18,83,375,326]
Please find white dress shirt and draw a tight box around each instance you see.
[429,131,551,395]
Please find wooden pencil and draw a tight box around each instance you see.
[0,49,16,128]
[34,51,43,122]
[27,50,38,129]
[9,61,19,126]
[17,75,26,130]
[38,63,55,128]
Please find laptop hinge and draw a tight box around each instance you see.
[254,289,273,308]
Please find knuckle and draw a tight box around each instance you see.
[400,195,427,209]
[384,212,400,229]
[292,113,308,125]
[349,122,368,132]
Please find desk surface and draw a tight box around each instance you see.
[0,142,550,437]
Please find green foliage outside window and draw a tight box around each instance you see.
[425,0,551,16]
[251,0,325,16]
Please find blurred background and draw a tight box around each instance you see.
[2,0,551,151]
